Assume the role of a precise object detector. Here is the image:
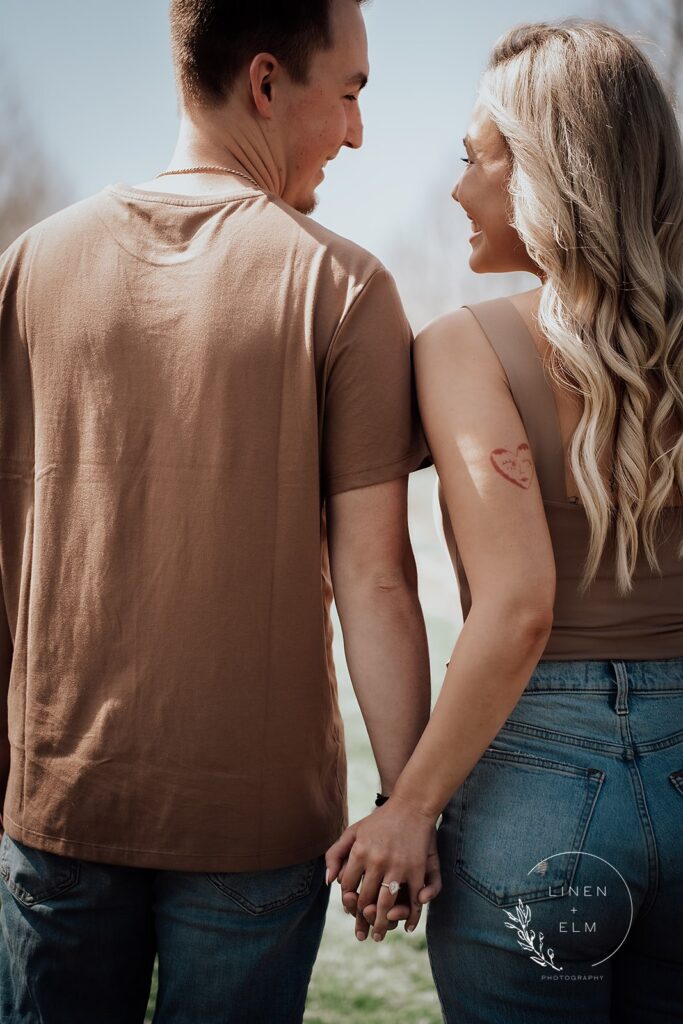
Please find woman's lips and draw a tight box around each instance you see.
[468,217,482,242]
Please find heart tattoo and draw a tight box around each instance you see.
[490,444,535,489]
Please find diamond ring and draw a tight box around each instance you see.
[380,881,400,895]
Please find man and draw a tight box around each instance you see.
[0,1,438,1021]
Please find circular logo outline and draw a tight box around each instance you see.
[526,850,634,967]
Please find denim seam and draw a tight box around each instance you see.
[523,686,683,694]
[618,698,660,921]
[631,731,683,754]
[624,757,660,921]
[449,790,464,881]
[481,747,606,778]
[454,784,468,884]
[524,687,613,694]
[631,689,683,695]
[498,720,624,754]
[499,720,683,756]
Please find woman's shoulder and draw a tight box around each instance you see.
[416,288,541,347]
[414,290,534,376]
[416,306,481,344]
[414,307,488,368]
[414,305,508,392]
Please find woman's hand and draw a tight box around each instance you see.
[343,828,442,941]
[325,796,442,941]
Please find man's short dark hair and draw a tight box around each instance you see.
[170,0,366,107]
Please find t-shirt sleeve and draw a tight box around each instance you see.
[321,267,432,497]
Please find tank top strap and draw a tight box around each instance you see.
[462,297,568,501]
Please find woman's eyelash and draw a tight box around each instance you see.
[461,156,472,164]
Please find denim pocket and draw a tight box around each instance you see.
[206,855,320,915]
[0,833,81,907]
[454,748,604,908]
[669,769,683,795]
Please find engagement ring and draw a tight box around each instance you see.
[381,881,400,895]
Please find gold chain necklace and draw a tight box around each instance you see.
[155,165,260,188]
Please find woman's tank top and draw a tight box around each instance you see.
[438,296,683,660]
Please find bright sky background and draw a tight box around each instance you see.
[3,0,602,250]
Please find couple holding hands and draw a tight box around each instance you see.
[0,1,681,1022]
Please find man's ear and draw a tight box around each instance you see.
[249,53,280,117]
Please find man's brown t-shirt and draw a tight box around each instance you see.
[0,184,429,871]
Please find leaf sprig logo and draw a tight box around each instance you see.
[503,898,563,971]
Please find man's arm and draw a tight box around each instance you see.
[326,475,431,795]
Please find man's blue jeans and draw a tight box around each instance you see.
[0,837,329,1023]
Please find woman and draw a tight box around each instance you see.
[326,20,683,1021]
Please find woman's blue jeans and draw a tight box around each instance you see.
[0,839,329,1023]
[426,657,683,1024]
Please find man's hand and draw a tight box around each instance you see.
[341,879,410,940]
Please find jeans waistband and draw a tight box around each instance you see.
[526,657,683,693]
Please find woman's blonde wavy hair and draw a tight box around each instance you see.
[480,20,683,593]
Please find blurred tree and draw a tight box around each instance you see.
[0,72,70,253]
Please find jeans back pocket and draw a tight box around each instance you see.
[455,748,604,908]
[206,855,321,915]
[0,833,81,907]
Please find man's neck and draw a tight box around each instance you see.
[134,103,283,198]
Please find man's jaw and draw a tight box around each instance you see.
[290,152,338,215]
[294,189,319,216]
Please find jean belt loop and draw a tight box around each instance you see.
[611,660,630,715]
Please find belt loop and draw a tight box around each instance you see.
[611,661,629,715]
